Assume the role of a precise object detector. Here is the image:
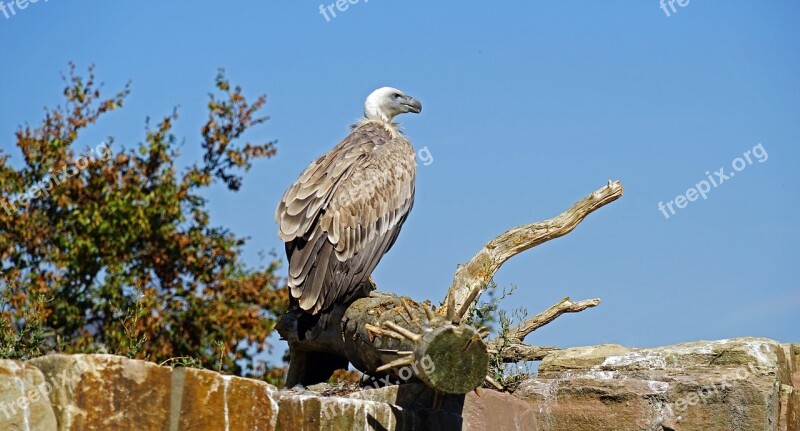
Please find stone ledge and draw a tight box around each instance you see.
[0,337,796,430]
[0,360,57,430]
[518,337,798,431]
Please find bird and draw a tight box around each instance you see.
[275,87,422,316]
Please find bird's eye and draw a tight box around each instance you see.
[392,93,401,99]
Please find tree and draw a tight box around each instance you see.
[0,64,288,385]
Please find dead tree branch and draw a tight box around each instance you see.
[442,180,624,322]
[486,297,601,363]
[509,296,601,342]
[488,344,562,363]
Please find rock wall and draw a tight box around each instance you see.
[520,338,799,431]
[0,337,796,430]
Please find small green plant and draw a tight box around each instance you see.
[469,283,535,391]
[487,305,531,390]
[466,281,516,332]
[159,356,204,369]
[0,286,47,360]
[214,340,226,372]
[115,289,148,359]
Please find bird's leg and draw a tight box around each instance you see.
[433,390,444,410]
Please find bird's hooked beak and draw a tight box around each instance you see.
[402,96,422,114]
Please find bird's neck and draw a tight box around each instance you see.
[356,118,403,139]
[365,111,393,123]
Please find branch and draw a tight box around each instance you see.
[508,297,601,343]
[487,344,562,363]
[484,297,599,363]
[443,180,623,320]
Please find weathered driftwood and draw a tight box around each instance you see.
[277,181,623,393]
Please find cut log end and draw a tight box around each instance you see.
[414,325,489,394]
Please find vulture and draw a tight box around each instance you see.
[276,87,422,315]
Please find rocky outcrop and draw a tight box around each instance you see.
[16,354,277,431]
[0,360,57,431]
[0,354,528,430]
[516,337,799,431]
[347,383,537,430]
[0,337,796,430]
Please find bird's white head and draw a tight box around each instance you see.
[364,87,422,123]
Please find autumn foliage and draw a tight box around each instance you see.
[0,65,288,385]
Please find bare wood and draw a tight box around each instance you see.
[383,320,422,342]
[483,297,599,363]
[423,304,436,322]
[376,355,416,372]
[484,375,505,390]
[442,180,623,320]
[487,343,562,362]
[509,297,601,342]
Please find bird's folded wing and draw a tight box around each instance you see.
[275,124,416,313]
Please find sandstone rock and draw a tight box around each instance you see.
[29,354,172,431]
[519,337,799,431]
[174,367,278,431]
[534,344,631,375]
[28,354,279,431]
[516,378,674,431]
[783,344,800,431]
[779,383,798,431]
[276,392,407,431]
[349,383,538,430]
[0,360,58,431]
[786,344,800,392]
[4,338,795,430]
[539,337,790,382]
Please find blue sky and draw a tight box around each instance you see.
[1,2,798,364]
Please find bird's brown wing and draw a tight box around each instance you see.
[276,121,416,314]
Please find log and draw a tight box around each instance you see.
[277,294,488,394]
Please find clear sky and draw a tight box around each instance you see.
[1,2,798,364]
